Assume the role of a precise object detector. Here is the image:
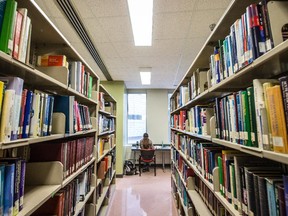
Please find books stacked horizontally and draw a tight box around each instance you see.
[214,76,288,153]
[0,0,32,64]
[36,55,94,98]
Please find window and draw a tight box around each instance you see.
[127,93,146,144]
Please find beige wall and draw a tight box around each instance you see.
[101,81,127,176]
[146,89,170,144]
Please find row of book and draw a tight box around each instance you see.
[172,157,229,216]
[170,68,210,110]
[214,76,288,153]
[0,0,32,64]
[29,136,95,179]
[173,137,288,216]
[172,75,288,154]
[171,105,214,136]
[98,92,116,115]
[0,157,26,216]
[37,56,94,98]
[32,165,94,216]
[210,1,288,87]
[0,76,93,143]
[97,134,115,158]
[98,114,115,134]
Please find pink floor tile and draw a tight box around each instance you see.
[107,167,178,216]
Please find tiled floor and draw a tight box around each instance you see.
[107,167,178,216]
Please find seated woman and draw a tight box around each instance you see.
[140,133,154,171]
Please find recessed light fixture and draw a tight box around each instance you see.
[140,68,151,85]
[127,0,153,46]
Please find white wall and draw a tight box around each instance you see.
[146,89,170,144]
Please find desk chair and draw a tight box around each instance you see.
[139,149,156,176]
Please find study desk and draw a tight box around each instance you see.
[131,145,171,172]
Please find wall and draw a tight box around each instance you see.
[101,81,127,176]
[146,89,170,144]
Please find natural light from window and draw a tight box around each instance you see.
[127,93,147,144]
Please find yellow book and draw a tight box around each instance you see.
[266,85,288,153]
[263,82,278,150]
[0,81,4,116]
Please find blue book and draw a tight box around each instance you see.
[0,164,4,215]
[0,0,7,31]
[19,160,25,211]
[47,95,54,136]
[266,177,283,216]
[22,90,33,138]
[41,93,49,136]
[53,95,75,134]
[3,163,15,216]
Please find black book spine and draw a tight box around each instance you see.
[279,76,288,130]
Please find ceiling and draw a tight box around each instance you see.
[34,0,231,89]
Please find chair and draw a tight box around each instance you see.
[139,149,156,176]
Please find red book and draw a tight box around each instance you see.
[12,11,23,59]
[37,55,67,67]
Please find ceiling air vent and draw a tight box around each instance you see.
[56,0,112,80]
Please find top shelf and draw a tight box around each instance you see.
[172,0,288,98]
[16,0,99,80]
[99,84,117,103]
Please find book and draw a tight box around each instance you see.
[0,0,7,32]
[28,92,40,138]
[12,11,23,59]
[0,164,4,215]
[279,76,288,132]
[37,55,67,67]
[266,85,288,153]
[266,177,283,216]
[18,89,27,139]
[0,89,15,142]
[0,158,22,215]
[0,77,24,140]
[17,8,27,62]
[2,163,15,216]
[53,95,75,134]
[276,183,286,216]
[22,90,33,138]
[18,16,31,63]
[0,0,17,54]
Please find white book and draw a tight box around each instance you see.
[0,90,15,142]
[19,16,31,62]
[29,93,40,138]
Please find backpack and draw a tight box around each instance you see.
[124,160,137,175]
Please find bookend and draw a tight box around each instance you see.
[186,176,195,190]
[36,66,69,86]
[210,116,216,138]
[51,112,65,134]
[212,167,220,192]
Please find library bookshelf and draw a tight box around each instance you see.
[96,84,117,216]
[170,0,288,216]
[0,0,116,216]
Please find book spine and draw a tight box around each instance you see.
[19,160,25,211]
[279,76,288,131]
[3,163,15,216]
[22,90,33,138]
[247,87,258,147]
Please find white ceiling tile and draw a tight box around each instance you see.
[154,0,197,13]
[98,16,133,42]
[195,0,231,10]
[84,18,110,43]
[154,12,192,40]
[79,0,129,17]
[95,42,120,58]
[187,9,225,38]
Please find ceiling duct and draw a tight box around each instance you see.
[56,0,112,80]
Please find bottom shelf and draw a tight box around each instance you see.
[18,185,61,216]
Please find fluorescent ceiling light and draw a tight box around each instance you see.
[127,0,153,46]
[140,71,151,85]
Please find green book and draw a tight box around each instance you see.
[88,76,93,99]
[241,90,252,146]
[0,0,16,54]
[247,87,258,147]
[218,155,224,196]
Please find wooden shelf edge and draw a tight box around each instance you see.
[18,185,61,216]
[187,190,213,216]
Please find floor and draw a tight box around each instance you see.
[106,167,178,216]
